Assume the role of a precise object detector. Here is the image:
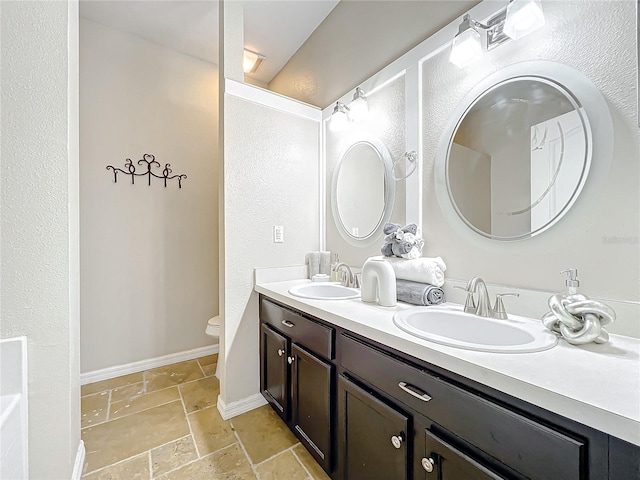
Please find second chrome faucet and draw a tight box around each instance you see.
[334,263,360,288]
[456,277,519,319]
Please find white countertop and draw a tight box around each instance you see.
[255,279,640,446]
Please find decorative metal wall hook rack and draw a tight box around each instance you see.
[106,153,187,188]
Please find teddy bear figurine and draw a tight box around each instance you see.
[380,223,423,259]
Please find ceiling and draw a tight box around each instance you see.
[79,0,481,102]
[243,1,340,85]
[79,0,339,85]
[268,0,481,107]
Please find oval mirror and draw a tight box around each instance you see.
[331,136,394,245]
[435,61,611,241]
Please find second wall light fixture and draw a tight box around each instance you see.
[330,87,369,132]
[450,0,545,68]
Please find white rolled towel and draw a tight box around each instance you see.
[374,256,446,287]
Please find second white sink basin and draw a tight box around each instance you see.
[289,282,360,300]
[393,305,558,353]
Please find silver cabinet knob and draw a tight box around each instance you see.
[287,356,294,364]
[277,349,285,357]
[390,435,403,449]
[421,457,435,473]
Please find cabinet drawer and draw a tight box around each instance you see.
[339,334,585,480]
[260,299,334,359]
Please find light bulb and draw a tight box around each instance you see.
[449,27,482,68]
[503,0,545,40]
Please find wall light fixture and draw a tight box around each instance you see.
[243,49,265,74]
[449,0,545,68]
[329,87,369,131]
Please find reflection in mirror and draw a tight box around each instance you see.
[447,77,590,240]
[331,137,394,245]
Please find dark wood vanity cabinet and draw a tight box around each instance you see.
[259,299,334,473]
[258,295,640,480]
[339,332,603,480]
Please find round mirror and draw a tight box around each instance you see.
[331,136,394,245]
[435,62,609,241]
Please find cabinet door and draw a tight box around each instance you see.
[609,436,640,480]
[260,324,289,421]
[291,343,333,472]
[337,374,410,480]
[422,429,506,480]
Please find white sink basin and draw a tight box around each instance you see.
[393,306,558,353]
[289,282,360,300]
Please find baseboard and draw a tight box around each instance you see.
[80,344,219,385]
[217,392,267,420]
[71,440,85,480]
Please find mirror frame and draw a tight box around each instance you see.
[435,60,613,242]
[331,134,395,246]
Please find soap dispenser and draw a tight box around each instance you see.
[561,268,580,295]
[542,268,616,345]
[330,253,340,282]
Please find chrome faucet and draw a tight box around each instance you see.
[456,276,519,319]
[466,276,493,317]
[335,263,357,288]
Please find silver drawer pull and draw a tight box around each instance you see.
[281,320,295,328]
[398,382,432,402]
[287,356,295,364]
[277,349,285,357]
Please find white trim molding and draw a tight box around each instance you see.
[217,393,267,420]
[225,79,322,122]
[80,344,219,385]
[71,440,85,480]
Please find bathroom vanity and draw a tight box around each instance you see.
[256,280,640,480]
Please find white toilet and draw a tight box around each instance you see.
[206,316,220,338]
[205,317,220,378]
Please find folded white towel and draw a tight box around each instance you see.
[374,256,446,287]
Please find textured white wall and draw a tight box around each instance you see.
[80,19,219,372]
[222,93,319,404]
[422,1,639,303]
[0,1,81,478]
[326,75,407,267]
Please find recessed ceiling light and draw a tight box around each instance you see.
[243,49,265,74]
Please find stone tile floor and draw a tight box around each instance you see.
[81,355,330,480]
